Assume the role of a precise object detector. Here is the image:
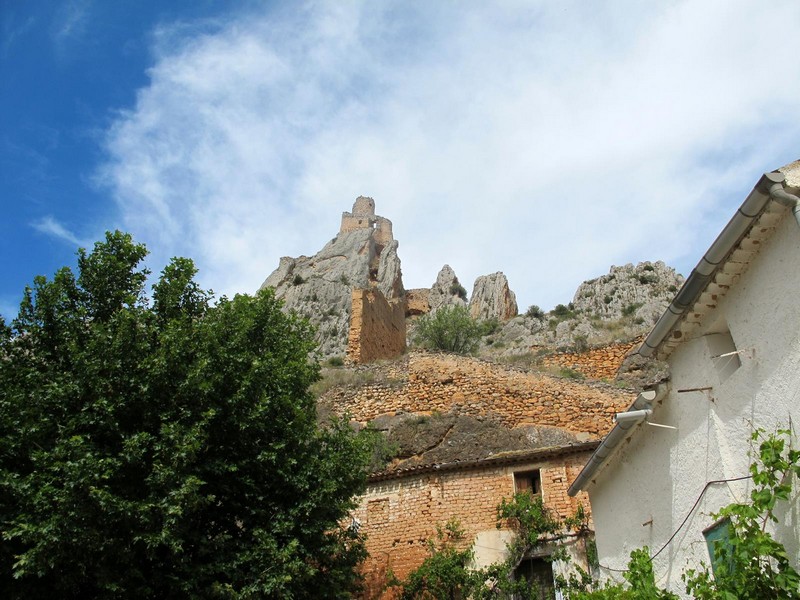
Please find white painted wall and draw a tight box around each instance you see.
[587,207,800,596]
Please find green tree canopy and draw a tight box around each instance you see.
[0,231,372,599]
[414,305,483,355]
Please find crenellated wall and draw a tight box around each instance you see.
[339,196,396,244]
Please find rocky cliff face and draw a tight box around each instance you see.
[260,198,404,357]
[427,265,467,312]
[482,261,684,357]
[469,272,518,321]
[571,261,681,322]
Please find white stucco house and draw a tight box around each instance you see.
[568,159,800,596]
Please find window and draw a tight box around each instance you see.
[514,557,555,600]
[705,329,741,382]
[514,470,542,496]
[703,517,733,577]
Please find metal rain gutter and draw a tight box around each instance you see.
[638,172,798,359]
[567,387,664,496]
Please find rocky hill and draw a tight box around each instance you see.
[481,261,684,358]
[259,196,684,361]
[260,197,403,356]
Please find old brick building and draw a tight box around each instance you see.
[319,350,635,598]
[354,444,597,598]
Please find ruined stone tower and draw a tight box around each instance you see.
[340,196,394,246]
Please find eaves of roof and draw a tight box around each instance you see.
[568,159,800,497]
[638,161,800,361]
[367,440,600,484]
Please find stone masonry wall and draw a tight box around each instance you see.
[347,289,407,364]
[404,289,430,316]
[355,451,594,599]
[340,213,374,234]
[539,338,641,381]
[324,352,633,438]
[374,216,394,246]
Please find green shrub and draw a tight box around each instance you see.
[622,302,642,317]
[552,303,574,317]
[572,335,589,353]
[292,274,305,285]
[449,283,468,300]
[559,367,584,379]
[326,356,344,367]
[526,304,545,319]
[638,274,657,285]
[481,317,501,336]
[415,305,482,354]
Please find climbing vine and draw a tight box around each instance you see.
[390,494,592,599]
[562,428,800,599]
[683,428,800,599]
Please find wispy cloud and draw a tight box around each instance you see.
[32,216,90,248]
[1,13,36,58]
[53,0,91,43]
[97,0,800,310]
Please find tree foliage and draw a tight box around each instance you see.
[390,518,477,600]
[0,231,372,599]
[414,305,483,355]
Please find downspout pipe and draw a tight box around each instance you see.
[639,172,797,358]
[568,388,663,496]
[769,181,800,227]
[614,408,652,423]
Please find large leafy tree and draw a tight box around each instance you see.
[0,232,372,599]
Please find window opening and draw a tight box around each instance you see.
[514,470,542,496]
[703,517,733,577]
[705,330,741,382]
[514,557,555,600]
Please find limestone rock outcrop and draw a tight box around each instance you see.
[481,261,684,357]
[428,265,467,313]
[571,261,682,324]
[469,272,518,321]
[260,197,404,357]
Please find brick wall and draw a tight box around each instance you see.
[355,450,595,598]
[348,289,407,364]
[324,351,633,437]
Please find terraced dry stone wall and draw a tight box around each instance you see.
[347,289,406,363]
[323,351,634,438]
[539,338,641,381]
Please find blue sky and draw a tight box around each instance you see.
[2,1,800,321]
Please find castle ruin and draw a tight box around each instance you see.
[340,196,394,247]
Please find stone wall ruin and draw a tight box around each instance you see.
[347,288,407,364]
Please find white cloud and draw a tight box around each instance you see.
[32,216,90,248]
[98,0,800,310]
